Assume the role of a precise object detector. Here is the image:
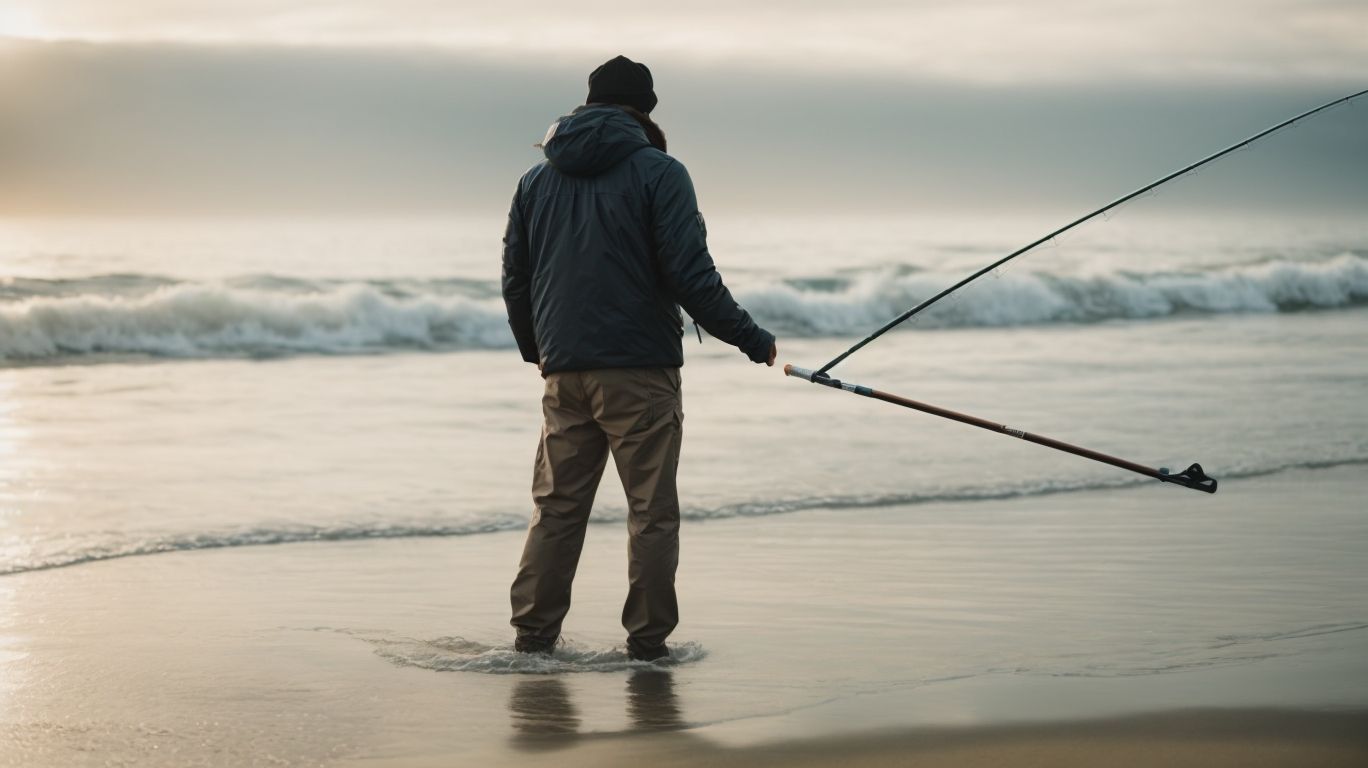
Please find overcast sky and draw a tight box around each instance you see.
[6,0,1367,83]
[2,1,1365,215]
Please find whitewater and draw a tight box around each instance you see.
[1,253,1364,361]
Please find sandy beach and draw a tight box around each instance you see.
[3,464,1365,766]
[461,709,1368,768]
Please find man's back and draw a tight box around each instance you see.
[502,105,773,374]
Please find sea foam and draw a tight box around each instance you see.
[1,255,1364,360]
[743,252,1368,335]
[337,632,708,674]
[0,283,512,360]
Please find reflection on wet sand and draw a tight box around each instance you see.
[507,677,581,751]
[626,669,685,732]
[508,668,684,751]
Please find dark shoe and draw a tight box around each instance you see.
[627,643,670,662]
[514,635,557,655]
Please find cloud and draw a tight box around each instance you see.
[7,0,1368,84]
[1,40,1364,215]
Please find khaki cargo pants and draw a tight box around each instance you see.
[510,367,684,657]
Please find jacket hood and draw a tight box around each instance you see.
[541,106,652,177]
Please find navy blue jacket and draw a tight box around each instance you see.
[502,105,774,374]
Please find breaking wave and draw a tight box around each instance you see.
[4,455,1364,577]
[0,254,1364,361]
[744,252,1368,335]
[0,283,512,360]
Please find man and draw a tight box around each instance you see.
[502,55,776,661]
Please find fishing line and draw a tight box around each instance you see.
[813,88,1368,376]
[785,88,1368,494]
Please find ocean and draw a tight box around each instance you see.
[1,211,1366,764]
[2,212,1364,575]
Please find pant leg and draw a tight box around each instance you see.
[585,367,684,655]
[509,371,610,641]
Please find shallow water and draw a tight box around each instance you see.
[0,306,1364,576]
[340,630,709,674]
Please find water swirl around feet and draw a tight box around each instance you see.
[317,629,707,674]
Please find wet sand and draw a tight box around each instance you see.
[2,465,1366,766]
[442,708,1368,768]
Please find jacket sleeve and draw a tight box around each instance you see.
[651,160,774,363]
[501,186,540,365]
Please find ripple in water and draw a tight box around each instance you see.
[320,629,707,674]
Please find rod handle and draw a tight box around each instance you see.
[784,364,816,381]
[1157,462,1218,494]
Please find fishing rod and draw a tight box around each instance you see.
[786,88,1367,493]
[785,364,1216,493]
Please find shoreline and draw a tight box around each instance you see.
[6,455,1367,579]
[2,465,1365,766]
[376,707,1368,768]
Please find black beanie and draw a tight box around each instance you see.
[586,55,657,115]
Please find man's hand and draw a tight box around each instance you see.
[766,342,777,367]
